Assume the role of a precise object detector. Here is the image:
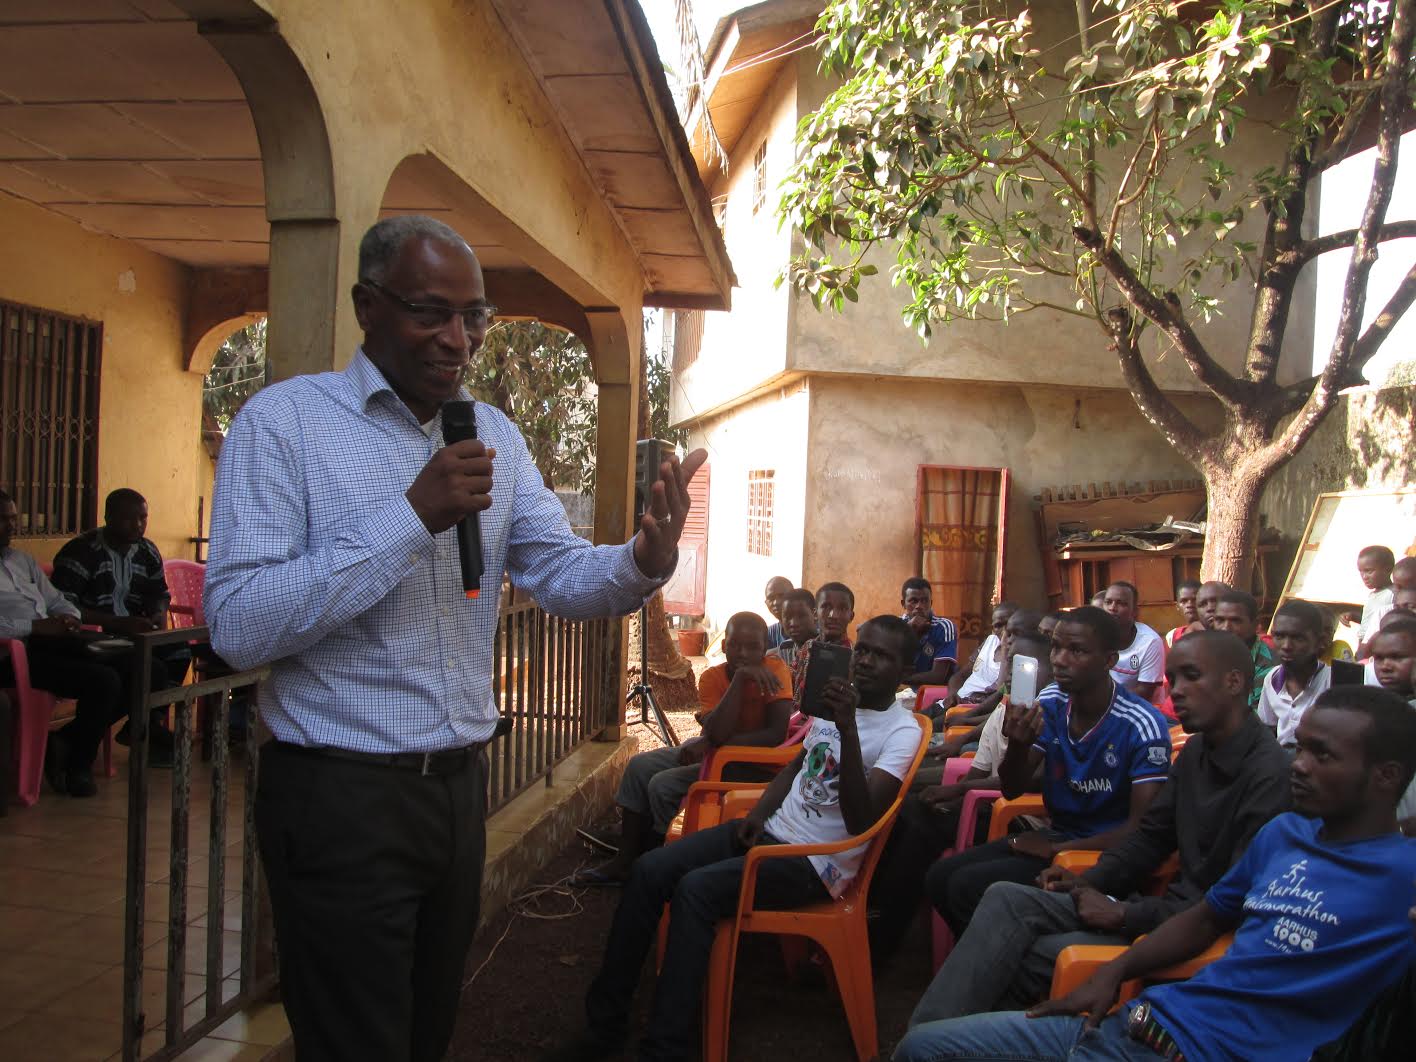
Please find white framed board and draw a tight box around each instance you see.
[1277,488,1416,609]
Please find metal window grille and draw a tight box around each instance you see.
[752,140,767,214]
[672,310,704,374]
[0,298,102,536]
[746,469,774,556]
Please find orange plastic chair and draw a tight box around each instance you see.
[1050,933,1235,1002]
[986,792,1048,842]
[1050,848,1178,896]
[698,713,932,1062]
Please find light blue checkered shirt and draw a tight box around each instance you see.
[205,349,664,753]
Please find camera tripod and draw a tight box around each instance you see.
[626,602,680,746]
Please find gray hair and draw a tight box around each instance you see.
[357,215,472,283]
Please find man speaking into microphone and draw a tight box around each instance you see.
[205,214,704,1062]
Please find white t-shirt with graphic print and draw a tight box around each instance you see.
[1110,621,1164,693]
[763,698,920,897]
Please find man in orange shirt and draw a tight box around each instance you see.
[577,612,793,884]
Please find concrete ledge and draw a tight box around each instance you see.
[480,735,637,930]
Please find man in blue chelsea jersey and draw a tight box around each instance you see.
[895,684,1416,1062]
[927,606,1171,935]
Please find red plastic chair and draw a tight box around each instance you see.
[4,638,113,806]
[929,776,1006,969]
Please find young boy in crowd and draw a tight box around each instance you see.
[1210,588,1277,709]
[1038,610,1063,642]
[1165,578,1202,647]
[1354,544,1396,659]
[901,577,959,688]
[1194,580,1230,631]
[1393,583,1416,615]
[552,618,924,1062]
[762,575,794,650]
[941,609,1042,733]
[1258,598,1332,753]
[1100,580,1165,702]
[1369,614,1416,836]
[926,607,1171,936]
[790,582,855,711]
[908,630,1291,1025]
[869,631,1055,959]
[895,685,1416,1062]
[767,588,817,670]
[576,612,792,885]
[935,601,1018,712]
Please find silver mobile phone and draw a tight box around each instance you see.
[1010,654,1039,707]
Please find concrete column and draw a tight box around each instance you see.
[583,307,642,738]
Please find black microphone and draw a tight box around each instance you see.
[441,400,485,600]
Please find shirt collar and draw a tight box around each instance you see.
[346,347,472,430]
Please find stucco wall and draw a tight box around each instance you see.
[685,383,811,633]
[1,192,201,565]
[670,60,799,424]
[1262,384,1416,547]
[799,375,1220,630]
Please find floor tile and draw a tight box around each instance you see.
[0,867,127,915]
[169,1037,270,1061]
[0,952,113,1011]
[36,962,207,1023]
[143,928,243,978]
[0,903,85,952]
[0,1011,123,1062]
[24,912,165,966]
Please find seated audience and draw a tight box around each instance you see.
[0,489,126,798]
[1209,588,1276,709]
[935,601,1017,711]
[1194,579,1230,630]
[908,631,1290,1025]
[942,608,1042,731]
[1368,615,1416,836]
[1164,578,1201,648]
[577,612,792,885]
[766,588,816,670]
[1258,599,1332,753]
[51,488,186,750]
[790,582,855,710]
[901,577,958,688]
[553,618,924,1062]
[763,575,793,650]
[1354,544,1396,659]
[870,630,1054,959]
[1100,581,1164,702]
[894,685,1416,1062]
[925,607,1171,935]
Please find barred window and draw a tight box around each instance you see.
[752,140,768,214]
[0,298,102,537]
[746,469,774,556]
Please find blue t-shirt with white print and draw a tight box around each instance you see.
[1145,812,1416,1062]
[1032,681,1171,837]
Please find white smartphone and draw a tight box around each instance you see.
[1009,654,1039,708]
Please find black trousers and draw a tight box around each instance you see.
[1,645,127,770]
[255,741,488,1062]
[925,834,1059,935]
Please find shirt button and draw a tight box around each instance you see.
[446,659,455,669]
[410,553,422,564]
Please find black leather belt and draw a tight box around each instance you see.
[273,739,489,776]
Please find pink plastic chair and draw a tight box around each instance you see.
[163,559,206,626]
[929,770,1003,970]
[4,639,113,806]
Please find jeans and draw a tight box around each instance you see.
[911,881,1129,1027]
[585,820,829,1061]
[894,1010,1162,1061]
[926,834,1061,935]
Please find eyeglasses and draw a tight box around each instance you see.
[361,278,497,331]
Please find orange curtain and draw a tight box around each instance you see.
[918,467,1004,662]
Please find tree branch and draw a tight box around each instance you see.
[1074,226,1248,407]
[1102,306,1206,458]
[1294,219,1416,264]
[1351,259,1416,369]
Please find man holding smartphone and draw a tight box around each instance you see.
[554,616,924,1062]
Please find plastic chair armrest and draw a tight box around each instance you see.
[943,724,975,742]
[681,780,768,835]
[1050,944,1128,999]
[701,743,800,783]
[986,793,1048,842]
[1052,850,1104,875]
[955,788,1002,850]
[1149,932,1233,980]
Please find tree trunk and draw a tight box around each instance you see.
[1200,466,1267,590]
